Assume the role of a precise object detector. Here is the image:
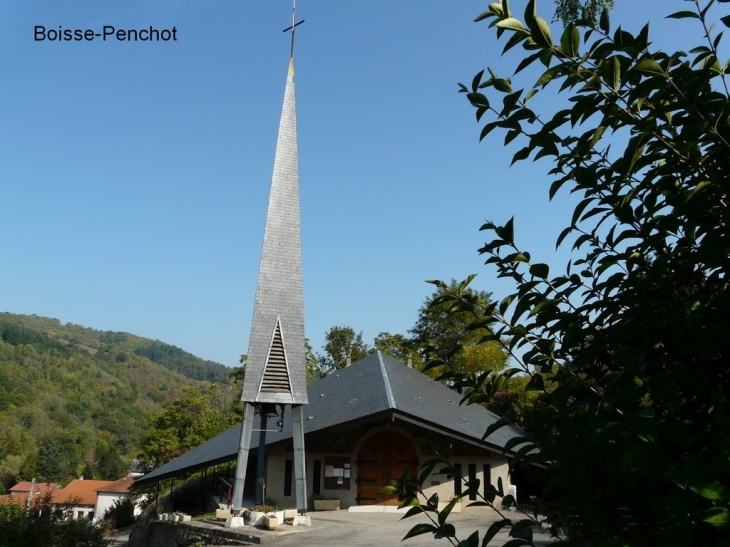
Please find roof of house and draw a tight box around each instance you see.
[53,479,112,506]
[135,351,524,486]
[0,493,29,507]
[9,481,58,496]
[96,475,133,494]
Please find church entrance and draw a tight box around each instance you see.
[357,431,417,505]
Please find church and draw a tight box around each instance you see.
[134,5,521,513]
[135,350,522,510]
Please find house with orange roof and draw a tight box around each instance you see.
[1,477,136,522]
[0,481,59,510]
[94,475,137,521]
[9,481,59,497]
[52,479,112,520]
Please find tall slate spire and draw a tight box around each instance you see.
[229,8,309,524]
[240,57,307,406]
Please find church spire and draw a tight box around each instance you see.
[229,5,310,524]
[240,35,308,407]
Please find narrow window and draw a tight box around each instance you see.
[483,464,492,498]
[468,464,477,500]
[453,463,462,496]
[313,460,322,496]
[284,459,293,497]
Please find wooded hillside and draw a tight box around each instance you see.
[0,312,233,490]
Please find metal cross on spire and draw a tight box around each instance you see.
[283,0,305,59]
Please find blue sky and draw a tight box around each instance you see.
[0,0,711,367]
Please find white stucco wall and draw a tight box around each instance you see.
[94,492,126,522]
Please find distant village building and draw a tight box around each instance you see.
[94,475,139,521]
[0,475,136,522]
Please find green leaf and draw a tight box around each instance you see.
[666,11,700,19]
[703,507,730,526]
[514,51,543,75]
[467,93,490,107]
[688,477,730,503]
[480,121,500,142]
[457,531,480,547]
[402,523,438,540]
[402,505,426,519]
[611,56,621,89]
[474,11,491,22]
[378,485,399,495]
[523,0,536,30]
[560,23,580,58]
[482,519,511,546]
[531,16,552,48]
[502,0,512,18]
[503,436,532,453]
[722,15,730,28]
[635,58,665,76]
[529,263,549,279]
[496,18,528,32]
[511,147,531,165]
[509,519,536,542]
[438,496,460,524]
[494,78,513,93]
[535,66,561,87]
[525,372,545,391]
[472,69,485,93]
[599,9,610,34]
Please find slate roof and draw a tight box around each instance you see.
[135,352,523,486]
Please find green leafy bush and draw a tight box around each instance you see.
[393,1,730,545]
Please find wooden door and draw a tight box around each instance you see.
[357,431,417,505]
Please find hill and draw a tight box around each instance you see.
[0,312,234,490]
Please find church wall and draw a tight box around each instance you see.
[263,421,511,510]
[419,454,511,510]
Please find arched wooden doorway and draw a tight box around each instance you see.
[357,430,417,505]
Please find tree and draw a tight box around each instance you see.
[0,492,107,547]
[304,339,324,383]
[410,280,509,377]
[393,1,730,545]
[372,332,423,368]
[103,497,136,529]
[317,326,369,374]
[137,384,239,471]
[94,441,126,480]
[553,0,614,25]
[36,439,66,482]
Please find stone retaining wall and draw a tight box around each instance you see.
[146,521,255,546]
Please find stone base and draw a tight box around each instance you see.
[292,514,311,527]
[224,516,245,528]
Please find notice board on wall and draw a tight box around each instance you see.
[323,456,351,490]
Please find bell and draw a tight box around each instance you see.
[258,403,279,419]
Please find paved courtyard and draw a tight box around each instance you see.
[171,506,554,547]
[263,507,554,547]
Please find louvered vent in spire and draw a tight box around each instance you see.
[260,319,292,393]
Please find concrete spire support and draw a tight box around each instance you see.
[292,404,311,525]
[229,53,309,527]
[230,404,254,514]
